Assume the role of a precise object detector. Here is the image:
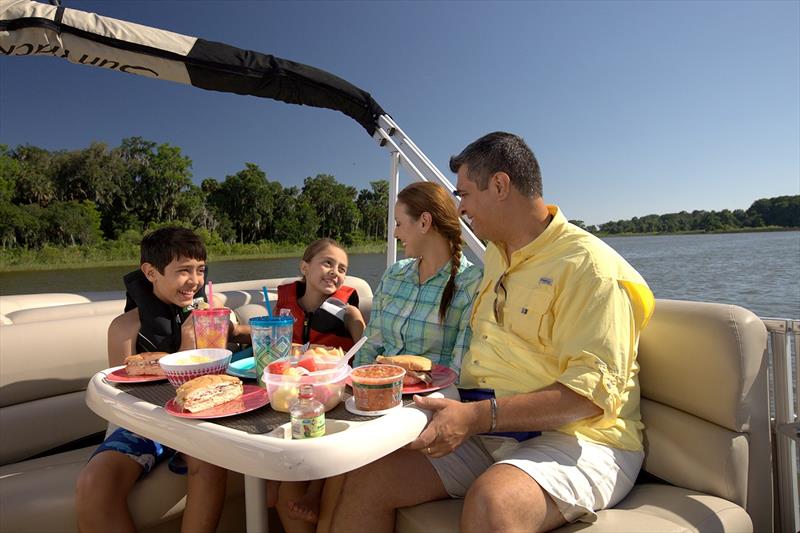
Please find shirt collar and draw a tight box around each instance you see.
[397,254,461,285]
[499,204,566,270]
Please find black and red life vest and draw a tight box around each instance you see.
[276,281,358,350]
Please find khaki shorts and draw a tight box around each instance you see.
[427,431,643,523]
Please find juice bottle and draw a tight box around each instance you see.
[290,384,325,439]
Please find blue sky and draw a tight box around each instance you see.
[2,0,798,226]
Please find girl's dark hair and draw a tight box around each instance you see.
[140,227,206,273]
[397,182,462,323]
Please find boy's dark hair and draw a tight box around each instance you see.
[140,227,207,273]
[449,131,542,198]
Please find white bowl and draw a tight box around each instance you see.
[159,348,232,388]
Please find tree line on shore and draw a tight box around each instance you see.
[1,140,797,255]
[570,195,798,235]
[0,139,389,250]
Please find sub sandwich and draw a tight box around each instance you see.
[175,374,243,413]
[376,355,432,385]
[124,352,167,376]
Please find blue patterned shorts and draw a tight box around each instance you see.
[91,428,184,478]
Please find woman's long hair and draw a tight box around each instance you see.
[397,182,462,323]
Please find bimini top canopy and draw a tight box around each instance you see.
[0,0,386,134]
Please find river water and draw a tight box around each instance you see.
[1,231,798,319]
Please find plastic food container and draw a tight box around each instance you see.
[350,364,406,411]
[158,348,232,388]
[263,359,349,413]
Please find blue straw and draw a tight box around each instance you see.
[262,286,273,317]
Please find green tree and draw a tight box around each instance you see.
[13,145,56,206]
[130,143,193,226]
[0,145,20,204]
[44,200,103,246]
[356,180,388,240]
[301,174,360,243]
[210,163,276,243]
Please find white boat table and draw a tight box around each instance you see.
[85,368,457,533]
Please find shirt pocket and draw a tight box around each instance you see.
[506,285,554,350]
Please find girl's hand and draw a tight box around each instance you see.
[344,304,366,340]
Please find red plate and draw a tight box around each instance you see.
[106,367,167,383]
[164,384,269,419]
[347,364,458,395]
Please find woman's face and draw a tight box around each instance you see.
[300,245,348,297]
[394,202,425,258]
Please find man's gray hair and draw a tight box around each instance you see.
[449,132,542,198]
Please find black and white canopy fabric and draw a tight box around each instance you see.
[0,0,387,134]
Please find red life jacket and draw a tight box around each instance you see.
[276,281,358,350]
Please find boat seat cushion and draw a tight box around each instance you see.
[395,484,752,533]
[0,445,245,533]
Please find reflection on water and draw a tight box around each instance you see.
[1,232,798,319]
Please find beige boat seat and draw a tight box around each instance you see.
[396,299,773,533]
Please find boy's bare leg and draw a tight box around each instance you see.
[75,451,141,533]
[325,449,449,533]
[288,479,325,523]
[276,481,315,533]
[181,456,227,533]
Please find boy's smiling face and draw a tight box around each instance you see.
[142,255,206,307]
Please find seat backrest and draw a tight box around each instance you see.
[637,299,772,532]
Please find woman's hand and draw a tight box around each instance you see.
[406,395,486,458]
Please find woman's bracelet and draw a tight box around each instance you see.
[488,397,498,432]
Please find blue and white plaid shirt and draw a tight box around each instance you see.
[355,254,482,373]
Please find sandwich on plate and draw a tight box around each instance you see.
[376,355,432,385]
[124,352,167,376]
[175,374,243,413]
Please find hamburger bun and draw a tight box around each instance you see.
[175,374,243,413]
[124,352,167,376]
[376,355,432,385]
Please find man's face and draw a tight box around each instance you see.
[144,256,206,307]
[455,165,494,241]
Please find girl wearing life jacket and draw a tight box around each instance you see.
[275,238,365,350]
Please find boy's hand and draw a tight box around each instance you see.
[229,322,252,344]
[179,315,197,351]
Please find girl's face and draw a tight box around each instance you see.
[394,202,426,258]
[300,245,349,296]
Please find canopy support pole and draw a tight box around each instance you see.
[372,115,485,263]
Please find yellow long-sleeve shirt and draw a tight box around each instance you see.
[460,205,654,451]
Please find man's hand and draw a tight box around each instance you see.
[407,395,485,458]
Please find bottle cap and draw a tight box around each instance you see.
[299,384,315,399]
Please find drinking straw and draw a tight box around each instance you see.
[207,280,214,309]
[262,286,273,317]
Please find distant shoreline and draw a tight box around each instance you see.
[595,226,797,238]
[1,228,797,273]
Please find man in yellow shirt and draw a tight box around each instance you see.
[324,132,654,533]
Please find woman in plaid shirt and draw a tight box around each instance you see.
[354,182,482,373]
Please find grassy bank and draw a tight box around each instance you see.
[0,241,388,272]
